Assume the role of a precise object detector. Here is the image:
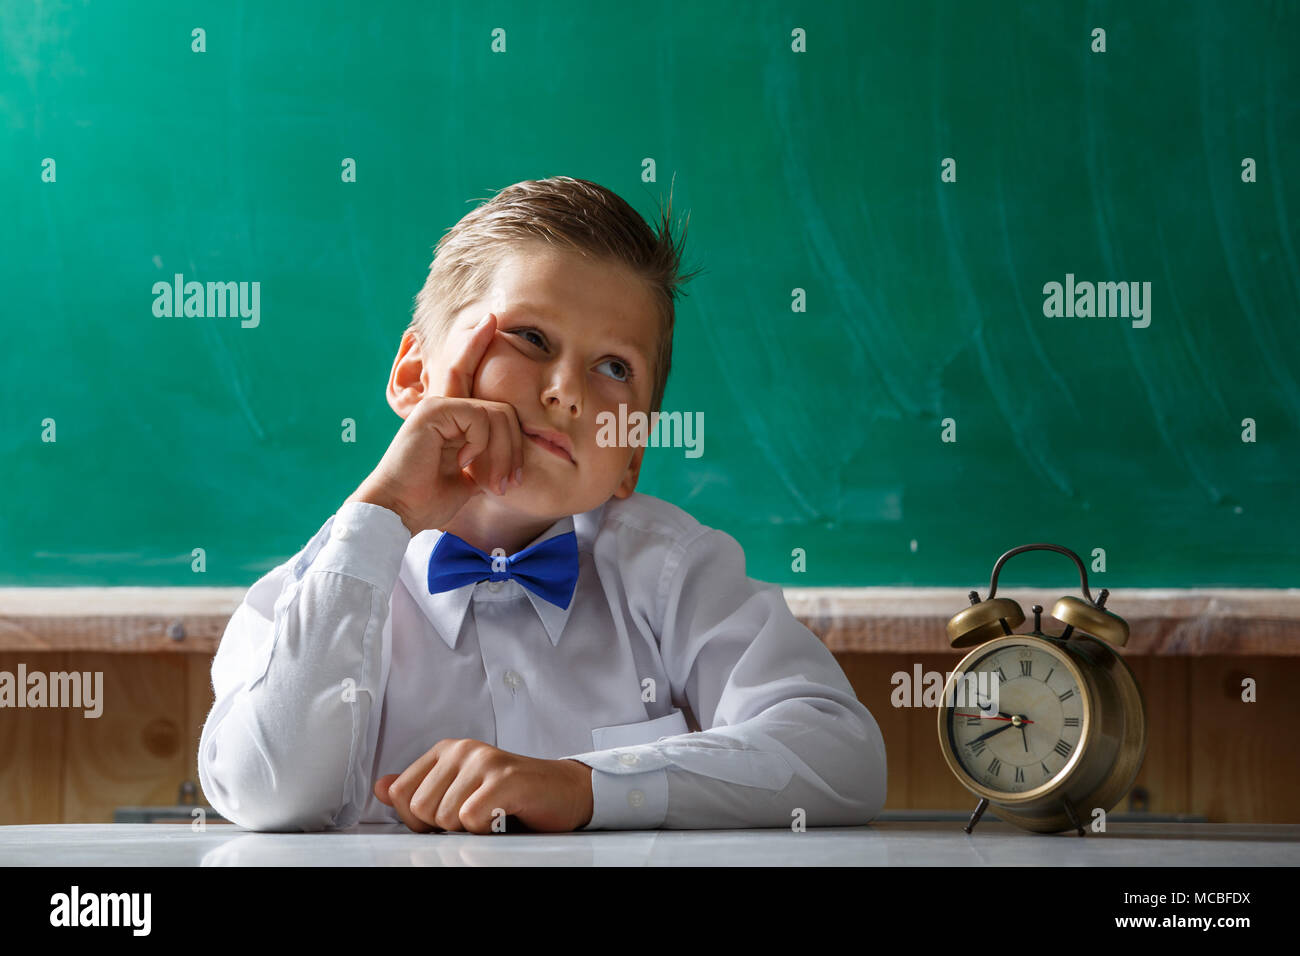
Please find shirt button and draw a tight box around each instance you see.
[332,523,352,540]
[503,671,522,689]
[617,752,639,766]
[627,790,646,808]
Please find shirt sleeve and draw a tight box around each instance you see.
[562,526,888,831]
[197,500,409,831]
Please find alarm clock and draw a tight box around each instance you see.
[936,544,1147,835]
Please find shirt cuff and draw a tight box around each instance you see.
[303,500,411,593]
[563,748,673,830]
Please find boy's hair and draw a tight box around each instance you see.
[408,176,702,416]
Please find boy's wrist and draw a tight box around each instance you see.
[346,482,417,536]
[564,759,595,829]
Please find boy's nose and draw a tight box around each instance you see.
[542,366,583,414]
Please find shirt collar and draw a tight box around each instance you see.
[398,500,607,651]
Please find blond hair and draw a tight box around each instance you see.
[408,176,702,415]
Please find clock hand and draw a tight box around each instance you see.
[975,693,1014,721]
[968,722,1017,745]
[955,712,1034,724]
[957,714,1035,746]
[1020,723,1029,753]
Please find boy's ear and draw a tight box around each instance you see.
[387,330,428,418]
[612,445,645,499]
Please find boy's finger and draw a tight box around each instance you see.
[410,759,464,831]
[386,748,445,833]
[440,313,497,399]
[433,403,491,471]
[455,406,510,497]
[373,774,399,805]
[502,404,525,486]
[481,405,521,496]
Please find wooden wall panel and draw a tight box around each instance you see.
[185,655,216,787]
[3,650,1298,825]
[61,653,188,822]
[1124,656,1189,815]
[0,652,67,824]
[841,652,977,811]
[1188,656,1300,824]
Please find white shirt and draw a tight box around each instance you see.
[197,492,888,831]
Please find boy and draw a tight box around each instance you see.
[198,176,887,833]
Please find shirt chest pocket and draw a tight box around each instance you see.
[590,708,690,750]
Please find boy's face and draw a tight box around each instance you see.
[390,241,661,526]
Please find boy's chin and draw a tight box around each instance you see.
[477,485,575,517]
[491,482,610,518]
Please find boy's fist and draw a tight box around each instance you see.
[347,313,525,534]
[373,738,595,834]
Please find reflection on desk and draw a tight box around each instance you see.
[2,822,1298,867]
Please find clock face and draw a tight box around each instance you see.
[945,642,1087,795]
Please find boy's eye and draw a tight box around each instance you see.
[510,328,632,384]
[596,358,630,383]
[511,328,547,349]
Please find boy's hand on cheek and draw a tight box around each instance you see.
[436,311,500,400]
[347,312,526,534]
[435,312,527,499]
[372,738,594,833]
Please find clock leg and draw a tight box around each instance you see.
[1061,797,1086,836]
[963,797,989,834]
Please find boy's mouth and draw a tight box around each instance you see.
[523,428,576,464]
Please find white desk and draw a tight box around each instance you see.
[2,822,1298,866]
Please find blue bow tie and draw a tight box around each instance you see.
[427,530,579,610]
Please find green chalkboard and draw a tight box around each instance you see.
[2,1,1297,589]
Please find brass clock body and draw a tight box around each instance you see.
[938,632,1147,833]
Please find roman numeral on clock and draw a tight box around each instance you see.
[1014,767,1024,783]
[1054,739,1072,758]
[988,758,1002,776]
[1020,659,1032,677]
[966,715,981,726]
[996,665,1007,682]
[1064,716,1080,727]
[1058,689,1074,702]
